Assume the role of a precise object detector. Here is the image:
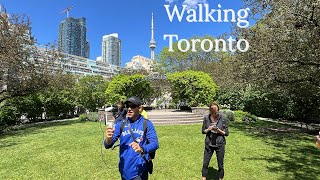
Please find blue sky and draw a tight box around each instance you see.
[1,0,247,66]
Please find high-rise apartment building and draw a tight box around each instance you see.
[101,33,121,66]
[58,17,89,58]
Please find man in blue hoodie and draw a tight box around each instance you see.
[104,96,159,180]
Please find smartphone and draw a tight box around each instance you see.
[211,126,218,130]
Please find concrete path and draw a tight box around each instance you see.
[147,109,203,125]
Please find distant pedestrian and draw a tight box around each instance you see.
[139,106,148,119]
[113,99,127,124]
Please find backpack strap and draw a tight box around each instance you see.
[120,119,127,134]
[143,119,149,143]
[113,119,149,150]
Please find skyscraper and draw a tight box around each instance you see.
[58,17,89,58]
[149,13,156,61]
[85,40,90,58]
[101,33,121,66]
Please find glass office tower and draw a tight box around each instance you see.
[58,17,89,58]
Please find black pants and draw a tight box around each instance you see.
[121,171,148,180]
[202,144,225,179]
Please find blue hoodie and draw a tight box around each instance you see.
[104,115,159,180]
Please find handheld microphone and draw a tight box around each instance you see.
[104,107,114,126]
[105,107,114,112]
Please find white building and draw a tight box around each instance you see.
[101,33,121,66]
[36,46,120,79]
[125,55,153,72]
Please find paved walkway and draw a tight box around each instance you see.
[258,117,320,131]
[5,110,319,131]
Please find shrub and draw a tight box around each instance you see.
[168,102,177,109]
[217,90,244,111]
[87,112,99,122]
[220,109,235,122]
[0,101,20,128]
[79,114,88,121]
[234,110,257,123]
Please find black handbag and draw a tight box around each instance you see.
[146,158,153,174]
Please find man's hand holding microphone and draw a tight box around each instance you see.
[106,123,114,145]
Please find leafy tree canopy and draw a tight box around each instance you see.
[105,74,155,105]
[74,75,108,111]
[167,70,218,107]
[225,0,320,121]
[0,7,61,103]
[158,35,230,73]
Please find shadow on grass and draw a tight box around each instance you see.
[207,167,219,180]
[231,121,320,180]
[0,119,84,142]
[0,140,19,148]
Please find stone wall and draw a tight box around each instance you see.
[191,107,209,117]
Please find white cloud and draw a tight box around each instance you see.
[183,0,208,9]
[165,0,178,4]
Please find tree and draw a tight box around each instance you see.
[167,70,218,107]
[234,0,320,86]
[105,74,155,105]
[158,35,230,73]
[74,75,108,112]
[15,93,43,121]
[0,73,77,128]
[232,0,320,121]
[0,7,61,103]
[39,74,76,119]
[0,98,19,129]
[147,72,171,105]
[157,35,235,96]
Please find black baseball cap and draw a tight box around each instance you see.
[124,96,142,106]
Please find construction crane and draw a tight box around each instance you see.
[59,6,73,18]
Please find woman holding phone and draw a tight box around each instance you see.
[201,102,229,180]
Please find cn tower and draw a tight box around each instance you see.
[149,13,156,61]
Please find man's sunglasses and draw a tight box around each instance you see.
[125,103,138,109]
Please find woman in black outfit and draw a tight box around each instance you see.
[201,102,229,180]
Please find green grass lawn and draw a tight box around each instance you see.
[0,119,319,180]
